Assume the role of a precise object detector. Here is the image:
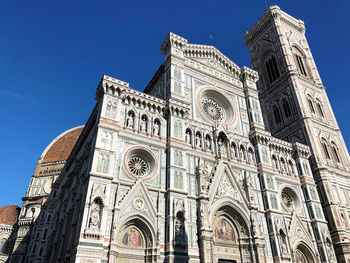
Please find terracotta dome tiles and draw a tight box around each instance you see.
[42,127,83,163]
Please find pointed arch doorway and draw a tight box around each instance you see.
[210,205,253,263]
[115,218,155,263]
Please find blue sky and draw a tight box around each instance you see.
[0,1,349,207]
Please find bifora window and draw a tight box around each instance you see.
[265,55,280,83]
[321,140,331,160]
[294,53,307,76]
[273,105,282,124]
[282,98,292,118]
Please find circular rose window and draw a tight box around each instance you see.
[128,156,149,177]
[198,88,235,125]
[281,187,300,211]
[123,146,158,181]
[201,98,224,122]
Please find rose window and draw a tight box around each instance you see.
[127,156,149,177]
[124,146,158,181]
[197,88,235,125]
[201,98,224,122]
[282,192,293,208]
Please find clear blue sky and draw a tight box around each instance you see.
[0,1,349,207]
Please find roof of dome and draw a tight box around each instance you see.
[41,126,84,164]
[0,205,20,225]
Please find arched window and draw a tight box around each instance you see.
[331,143,341,163]
[174,67,182,80]
[282,98,292,118]
[97,155,109,173]
[273,105,282,124]
[321,140,331,160]
[294,54,307,76]
[174,171,183,189]
[174,121,182,138]
[307,97,315,114]
[265,55,280,83]
[106,102,117,119]
[316,100,324,118]
[43,229,48,240]
[0,238,7,254]
[39,246,44,256]
[101,131,112,149]
[31,208,36,218]
[174,151,183,166]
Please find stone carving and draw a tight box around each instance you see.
[186,130,191,144]
[127,156,149,177]
[196,133,202,148]
[126,114,134,128]
[140,117,147,132]
[153,120,160,136]
[174,199,187,247]
[217,173,236,198]
[89,198,103,229]
[201,98,224,122]
[205,136,211,150]
[218,138,226,155]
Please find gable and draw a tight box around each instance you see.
[208,161,249,210]
[118,179,157,223]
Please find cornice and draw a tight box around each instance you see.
[244,5,305,46]
[161,32,243,79]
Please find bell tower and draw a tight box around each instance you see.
[244,5,350,261]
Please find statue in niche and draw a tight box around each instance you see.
[272,157,278,170]
[153,121,160,136]
[89,207,100,229]
[231,144,237,158]
[174,210,187,246]
[218,138,226,155]
[248,150,254,163]
[240,147,245,160]
[89,197,103,229]
[196,134,201,148]
[185,130,191,144]
[205,136,211,150]
[140,117,147,132]
[126,114,134,128]
[279,232,287,254]
[281,160,287,172]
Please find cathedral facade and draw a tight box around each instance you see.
[5,5,350,263]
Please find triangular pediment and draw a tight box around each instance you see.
[188,57,239,77]
[118,179,157,223]
[183,46,241,77]
[289,213,314,250]
[208,161,248,209]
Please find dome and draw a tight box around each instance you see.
[41,126,84,164]
[0,205,20,225]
